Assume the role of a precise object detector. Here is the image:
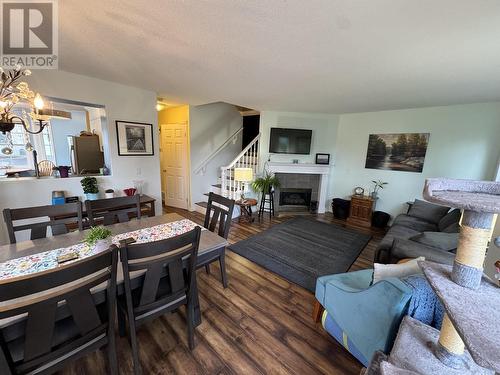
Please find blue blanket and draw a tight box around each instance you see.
[402,275,444,329]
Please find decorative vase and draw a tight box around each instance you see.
[58,166,70,178]
[105,192,114,199]
[371,191,378,199]
[94,239,111,253]
[85,193,99,200]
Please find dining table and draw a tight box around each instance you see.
[0,213,228,330]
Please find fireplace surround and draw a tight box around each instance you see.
[266,162,330,213]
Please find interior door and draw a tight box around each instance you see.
[160,123,189,209]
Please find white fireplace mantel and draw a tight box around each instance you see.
[266,162,330,213]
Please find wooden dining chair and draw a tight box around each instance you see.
[3,202,84,244]
[117,227,201,375]
[86,195,141,226]
[0,247,118,375]
[37,160,56,177]
[199,192,235,288]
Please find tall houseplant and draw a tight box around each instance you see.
[81,177,99,200]
[251,171,281,195]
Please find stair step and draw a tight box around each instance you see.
[387,316,492,374]
[420,261,500,372]
[212,184,239,191]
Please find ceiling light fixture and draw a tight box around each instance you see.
[0,65,72,155]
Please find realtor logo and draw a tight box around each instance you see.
[1,0,58,69]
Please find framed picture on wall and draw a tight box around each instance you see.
[315,153,330,165]
[365,133,430,173]
[116,121,154,156]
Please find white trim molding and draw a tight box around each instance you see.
[266,162,330,213]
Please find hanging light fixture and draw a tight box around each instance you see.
[0,66,72,154]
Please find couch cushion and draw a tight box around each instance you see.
[408,199,450,224]
[437,209,461,232]
[378,225,421,251]
[391,238,455,265]
[392,214,438,232]
[410,232,459,251]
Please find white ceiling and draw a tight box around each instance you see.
[60,0,500,113]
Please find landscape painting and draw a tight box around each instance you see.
[365,133,430,173]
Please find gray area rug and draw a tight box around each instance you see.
[228,217,371,292]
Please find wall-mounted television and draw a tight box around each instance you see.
[269,128,312,155]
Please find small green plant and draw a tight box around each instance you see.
[251,171,281,194]
[372,179,388,193]
[81,176,99,194]
[84,226,112,247]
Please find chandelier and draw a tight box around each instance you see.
[0,65,71,155]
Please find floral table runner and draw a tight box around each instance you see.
[0,219,202,281]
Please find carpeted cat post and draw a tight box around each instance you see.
[366,178,500,375]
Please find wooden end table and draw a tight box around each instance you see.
[235,198,258,223]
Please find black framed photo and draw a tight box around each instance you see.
[315,153,330,165]
[116,120,154,156]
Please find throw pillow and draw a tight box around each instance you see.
[372,257,425,284]
[438,209,461,232]
[410,231,459,251]
[408,199,450,224]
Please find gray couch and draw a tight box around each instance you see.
[374,199,461,265]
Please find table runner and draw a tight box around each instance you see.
[0,219,201,281]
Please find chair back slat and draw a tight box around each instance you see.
[204,193,235,239]
[86,195,141,226]
[3,202,84,244]
[24,302,57,361]
[0,247,117,374]
[66,289,102,335]
[120,227,201,315]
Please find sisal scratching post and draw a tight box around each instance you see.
[422,178,500,370]
[451,211,494,289]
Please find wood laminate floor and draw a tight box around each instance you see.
[59,208,382,375]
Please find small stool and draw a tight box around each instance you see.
[258,190,275,218]
[235,198,258,223]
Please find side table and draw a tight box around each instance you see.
[235,198,258,223]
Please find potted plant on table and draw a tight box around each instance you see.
[371,179,388,199]
[81,176,99,200]
[84,226,112,252]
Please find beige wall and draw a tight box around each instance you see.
[158,105,189,125]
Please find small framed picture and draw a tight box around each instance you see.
[116,121,154,156]
[315,153,330,165]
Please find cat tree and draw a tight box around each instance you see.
[370,178,500,374]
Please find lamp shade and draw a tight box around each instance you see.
[234,167,253,182]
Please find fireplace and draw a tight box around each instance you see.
[279,188,312,208]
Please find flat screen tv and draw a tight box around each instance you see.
[269,128,312,154]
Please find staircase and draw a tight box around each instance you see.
[194,133,260,212]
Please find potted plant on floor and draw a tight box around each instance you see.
[371,179,388,199]
[251,171,281,195]
[84,226,112,252]
[81,176,99,200]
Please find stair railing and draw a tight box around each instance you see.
[220,133,260,200]
[193,126,244,175]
